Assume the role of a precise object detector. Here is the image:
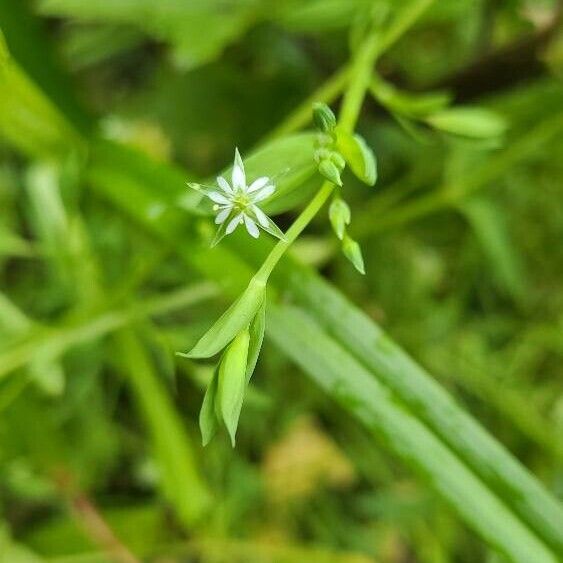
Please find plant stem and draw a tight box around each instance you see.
[255,0,437,282]
[266,66,350,141]
[255,181,333,282]
[255,38,382,282]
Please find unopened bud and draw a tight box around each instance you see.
[313,102,337,133]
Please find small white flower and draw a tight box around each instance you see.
[188,148,286,246]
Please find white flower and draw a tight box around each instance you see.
[188,148,286,246]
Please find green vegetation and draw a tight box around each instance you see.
[1,1,562,561]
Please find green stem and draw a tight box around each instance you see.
[255,181,333,282]
[255,0,436,281]
[255,36,382,282]
[266,66,350,141]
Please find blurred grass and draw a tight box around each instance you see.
[1,0,563,562]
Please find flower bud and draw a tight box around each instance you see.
[330,151,346,171]
[342,234,365,275]
[318,159,343,186]
[313,102,337,133]
[329,197,351,240]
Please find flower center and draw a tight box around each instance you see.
[232,191,251,211]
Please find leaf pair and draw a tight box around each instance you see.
[178,278,266,446]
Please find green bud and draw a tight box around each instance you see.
[318,159,343,187]
[329,197,351,240]
[342,235,365,275]
[218,328,250,447]
[313,102,337,133]
[313,147,331,164]
[315,132,335,147]
[330,151,346,170]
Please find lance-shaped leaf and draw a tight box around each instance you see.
[246,296,266,383]
[199,367,220,446]
[179,277,265,359]
[336,130,377,186]
[218,328,250,447]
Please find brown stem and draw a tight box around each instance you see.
[53,469,140,563]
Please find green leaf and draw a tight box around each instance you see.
[329,197,351,240]
[462,196,526,303]
[38,0,255,71]
[342,235,365,274]
[0,29,81,160]
[115,330,210,526]
[246,296,266,383]
[425,107,507,139]
[266,304,558,563]
[218,329,250,447]
[371,77,452,118]
[179,277,265,359]
[336,130,377,186]
[198,369,219,447]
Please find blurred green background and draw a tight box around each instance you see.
[1,0,562,561]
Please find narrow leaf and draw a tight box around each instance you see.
[246,296,266,383]
[218,329,250,447]
[179,278,265,359]
[199,368,219,446]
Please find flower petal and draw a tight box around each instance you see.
[244,215,260,238]
[251,184,275,202]
[251,204,269,228]
[215,206,232,224]
[248,176,269,193]
[217,176,233,194]
[226,213,243,235]
[232,148,246,190]
[208,191,231,204]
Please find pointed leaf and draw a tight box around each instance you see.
[246,297,266,383]
[178,278,265,358]
[199,368,220,446]
[218,329,250,447]
[336,130,377,186]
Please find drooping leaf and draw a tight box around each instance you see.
[246,296,266,383]
[199,367,219,447]
[217,328,250,447]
